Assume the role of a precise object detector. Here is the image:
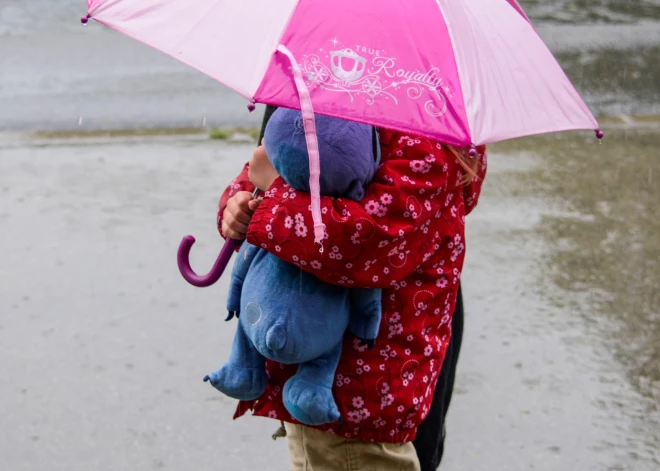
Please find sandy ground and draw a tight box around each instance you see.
[1,132,658,470]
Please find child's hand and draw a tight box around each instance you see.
[222,191,261,240]
[248,142,280,192]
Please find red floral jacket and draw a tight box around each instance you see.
[217,129,487,443]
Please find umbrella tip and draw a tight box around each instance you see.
[81,14,91,25]
[595,129,604,140]
[247,99,256,113]
[469,144,477,157]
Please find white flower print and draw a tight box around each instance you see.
[353,338,368,352]
[373,418,387,428]
[389,312,401,323]
[365,200,380,215]
[410,160,426,173]
[380,193,393,205]
[284,216,294,229]
[381,394,394,409]
[381,382,390,394]
[335,374,344,388]
[347,411,361,423]
[353,397,365,409]
[295,224,308,238]
[310,260,322,270]
[268,410,278,418]
[295,213,304,224]
[388,323,403,338]
[424,345,433,356]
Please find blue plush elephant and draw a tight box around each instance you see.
[204,109,383,426]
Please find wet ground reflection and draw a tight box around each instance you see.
[491,128,660,466]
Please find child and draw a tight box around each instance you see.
[219,127,487,470]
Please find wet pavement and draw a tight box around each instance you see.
[1,0,659,469]
[2,132,658,470]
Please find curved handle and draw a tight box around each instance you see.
[177,235,237,287]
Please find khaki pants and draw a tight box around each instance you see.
[286,424,421,471]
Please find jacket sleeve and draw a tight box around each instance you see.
[216,163,256,238]
[246,137,475,288]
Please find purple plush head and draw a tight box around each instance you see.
[264,108,379,201]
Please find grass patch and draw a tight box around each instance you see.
[32,127,206,140]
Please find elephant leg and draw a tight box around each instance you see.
[204,322,267,401]
[283,342,343,426]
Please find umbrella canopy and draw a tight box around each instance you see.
[84,0,598,147]
[83,0,600,285]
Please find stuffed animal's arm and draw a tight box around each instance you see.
[348,288,383,348]
[227,243,260,317]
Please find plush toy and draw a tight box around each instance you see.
[204,108,382,426]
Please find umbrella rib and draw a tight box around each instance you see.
[433,0,473,144]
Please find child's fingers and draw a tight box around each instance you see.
[227,197,253,225]
[248,198,262,212]
[222,219,247,240]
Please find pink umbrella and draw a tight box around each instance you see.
[82,0,600,287]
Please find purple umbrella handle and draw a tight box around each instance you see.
[177,235,237,287]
